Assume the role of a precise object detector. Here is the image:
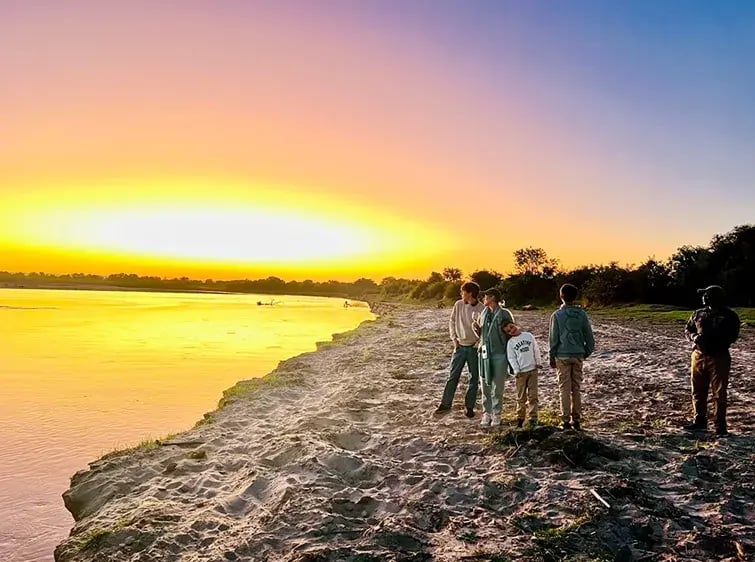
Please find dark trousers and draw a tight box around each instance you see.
[691,349,731,430]
[441,345,480,410]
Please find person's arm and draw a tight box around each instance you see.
[583,313,595,359]
[727,310,741,346]
[685,312,697,341]
[449,302,459,346]
[549,313,559,367]
[474,307,488,337]
[498,309,514,334]
[532,335,543,369]
[507,340,520,375]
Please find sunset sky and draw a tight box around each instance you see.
[2,1,754,281]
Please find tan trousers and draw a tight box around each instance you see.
[515,369,539,421]
[691,349,730,430]
[556,357,583,422]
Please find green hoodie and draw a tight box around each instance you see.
[549,304,595,360]
[480,305,515,357]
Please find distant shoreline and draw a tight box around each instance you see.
[0,283,236,296]
[0,283,371,301]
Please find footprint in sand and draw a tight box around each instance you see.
[330,495,381,518]
[326,429,372,451]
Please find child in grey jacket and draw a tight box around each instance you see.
[549,283,595,431]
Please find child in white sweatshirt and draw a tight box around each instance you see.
[504,320,543,428]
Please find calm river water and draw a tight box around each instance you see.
[0,288,373,561]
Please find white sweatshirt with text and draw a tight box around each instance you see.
[506,331,543,374]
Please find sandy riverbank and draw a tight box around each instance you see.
[54,308,754,561]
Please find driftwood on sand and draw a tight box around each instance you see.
[55,309,754,561]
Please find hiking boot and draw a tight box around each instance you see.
[573,420,582,431]
[562,421,572,431]
[434,405,451,416]
[490,415,501,427]
[480,413,492,427]
[465,408,475,418]
[683,421,707,432]
[516,419,524,429]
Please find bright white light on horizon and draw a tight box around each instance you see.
[16,206,377,263]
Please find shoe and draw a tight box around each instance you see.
[465,408,475,418]
[683,422,707,432]
[715,427,729,437]
[516,419,524,429]
[573,420,581,431]
[490,415,501,427]
[562,421,572,431]
[528,419,538,428]
[434,405,451,416]
[480,413,492,427]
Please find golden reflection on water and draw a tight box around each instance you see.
[0,289,373,562]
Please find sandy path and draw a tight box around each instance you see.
[55,309,755,561]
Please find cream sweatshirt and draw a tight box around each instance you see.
[449,299,485,346]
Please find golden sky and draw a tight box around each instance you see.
[2,2,753,281]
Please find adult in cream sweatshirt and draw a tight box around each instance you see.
[436,282,485,416]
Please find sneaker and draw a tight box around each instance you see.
[573,420,582,431]
[465,408,475,418]
[480,413,492,427]
[715,427,729,437]
[490,415,501,427]
[562,421,572,431]
[434,405,451,416]
[683,421,707,432]
[516,419,524,429]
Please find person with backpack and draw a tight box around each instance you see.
[684,285,741,436]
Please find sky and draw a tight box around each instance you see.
[2,0,754,281]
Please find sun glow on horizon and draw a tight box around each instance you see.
[0,180,455,278]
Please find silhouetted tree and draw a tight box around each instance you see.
[514,247,559,278]
[470,270,503,291]
[442,267,463,282]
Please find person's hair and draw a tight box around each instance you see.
[559,283,579,303]
[461,281,480,298]
[483,287,502,302]
[503,320,517,328]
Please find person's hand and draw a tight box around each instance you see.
[453,338,460,351]
[549,357,557,369]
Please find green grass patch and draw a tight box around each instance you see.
[217,371,300,409]
[465,550,511,562]
[456,529,479,543]
[532,515,613,561]
[75,518,130,552]
[100,434,178,461]
[591,304,755,325]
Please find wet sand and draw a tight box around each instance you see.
[55,308,754,561]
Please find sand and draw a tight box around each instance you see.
[54,308,754,561]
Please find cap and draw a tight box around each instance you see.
[482,287,502,301]
[697,285,724,296]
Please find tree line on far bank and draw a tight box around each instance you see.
[1,224,751,308]
[381,224,754,308]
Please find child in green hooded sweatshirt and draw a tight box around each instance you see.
[549,283,595,431]
[473,287,514,427]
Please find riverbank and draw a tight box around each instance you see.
[55,308,754,561]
